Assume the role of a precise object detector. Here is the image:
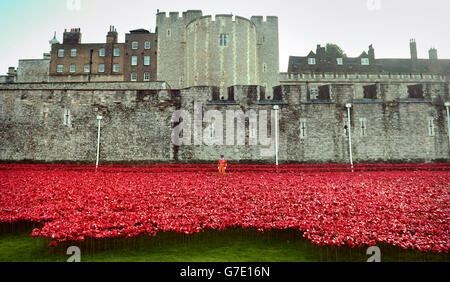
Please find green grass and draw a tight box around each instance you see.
[0,223,448,262]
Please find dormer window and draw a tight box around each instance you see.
[337,58,343,65]
[361,58,370,65]
[308,58,316,65]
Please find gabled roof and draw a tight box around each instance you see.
[307,51,315,57]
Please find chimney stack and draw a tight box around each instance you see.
[316,44,325,59]
[107,25,118,44]
[368,44,375,61]
[429,47,438,60]
[410,39,418,61]
[63,28,82,44]
[7,67,17,77]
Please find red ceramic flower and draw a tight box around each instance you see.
[0,163,448,252]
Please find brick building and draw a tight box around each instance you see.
[288,40,450,75]
[123,29,158,82]
[48,26,157,82]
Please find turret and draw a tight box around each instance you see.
[49,31,59,45]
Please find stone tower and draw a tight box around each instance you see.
[156,10,203,90]
[251,15,279,97]
[156,10,279,97]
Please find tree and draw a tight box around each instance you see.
[325,43,347,58]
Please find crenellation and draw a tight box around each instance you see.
[265,16,278,22]
[169,11,180,19]
[250,16,263,25]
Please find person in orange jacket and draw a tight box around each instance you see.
[218,155,227,174]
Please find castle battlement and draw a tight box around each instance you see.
[186,14,256,27]
[156,10,204,24]
[250,16,278,24]
[157,9,279,93]
[280,72,449,83]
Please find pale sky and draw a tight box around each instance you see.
[0,0,449,75]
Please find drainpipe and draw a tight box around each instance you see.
[445,102,450,153]
[88,49,93,82]
[274,105,280,171]
[346,103,354,170]
[96,115,103,169]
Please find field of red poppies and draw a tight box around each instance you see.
[0,163,448,253]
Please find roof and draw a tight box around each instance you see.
[129,29,150,34]
[288,56,450,74]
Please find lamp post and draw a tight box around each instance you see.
[445,102,450,152]
[96,115,103,169]
[346,103,354,169]
[273,105,280,171]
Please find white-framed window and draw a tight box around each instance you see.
[209,123,215,138]
[428,118,435,137]
[144,72,150,81]
[113,48,120,57]
[131,72,137,81]
[337,58,343,65]
[299,119,307,139]
[57,64,64,73]
[99,48,106,57]
[144,41,151,49]
[132,41,138,50]
[70,49,77,57]
[144,56,150,66]
[219,34,227,46]
[58,49,64,57]
[84,64,90,73]
[69,64,76,73]
[98,64,105,73]
[310,87,319,100]
[113,64,120,72]
[249,125,257,139]
[308,57,316,65]
[63,108,71,126]
[131,56,138,66]
[361,58,370,65]
[360,118,367,137]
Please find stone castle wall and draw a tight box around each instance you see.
[0,80,449,164]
